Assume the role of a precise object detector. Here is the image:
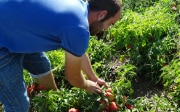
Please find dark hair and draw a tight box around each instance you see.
[88,0,122,22]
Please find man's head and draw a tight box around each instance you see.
[88,0,122,35]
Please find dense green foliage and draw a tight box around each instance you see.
[108,0,178,80]
[0,0,179,111]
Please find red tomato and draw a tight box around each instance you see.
[125,103,134,111]
[109,102,118,111]
[100,99,109,111]
[105,92,114,101]
[26,85,34,96]
[105,88,112,93]
[37,85,45,91]
[68,108,79,112]
[31,84,36,91]
[26,85,31,96]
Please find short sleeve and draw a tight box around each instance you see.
[60,28,90,57]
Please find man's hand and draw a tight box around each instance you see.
[96,78,109,88]
[84,79,109,94]
[85,80,102,93]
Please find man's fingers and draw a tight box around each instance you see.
[92,84,102,93]
[96,78,109,87]
[104,83,109,88]
[93,88,102,94]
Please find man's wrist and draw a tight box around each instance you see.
[83,80,89,89]
[88,75,99,82]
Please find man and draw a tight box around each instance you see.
[0,0,122,111]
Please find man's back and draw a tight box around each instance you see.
[0,0,89,56]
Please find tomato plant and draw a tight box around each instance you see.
[10,0,179,112]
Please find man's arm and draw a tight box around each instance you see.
[81,53,108,87]
[65,51,102,93]
[81,53,98,82]
[65,51,88,89]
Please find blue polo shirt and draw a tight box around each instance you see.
[0,0,90,57]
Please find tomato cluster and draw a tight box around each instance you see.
[26,83,45,97]
[68,87,118,112]
[99,87,118,112]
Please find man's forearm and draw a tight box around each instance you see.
[65,51,89,89]
[81,53,98,82]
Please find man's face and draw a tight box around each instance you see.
[89,10,121,36]
[89,20,103,36]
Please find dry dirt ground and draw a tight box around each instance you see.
[131,76,164,98]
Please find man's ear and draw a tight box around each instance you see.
[97,10,107,21]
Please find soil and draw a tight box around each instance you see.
[109,59,164,99]
[131,76,164,98]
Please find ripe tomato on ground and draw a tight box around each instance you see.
[109,102,118,111]
[37,85,45,91]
